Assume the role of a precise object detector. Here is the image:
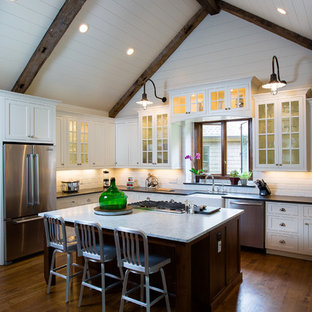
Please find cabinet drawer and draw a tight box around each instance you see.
[267,202,299,216]
[266,233,298,252]
[303,205,312,218]
[57,197,80,209]
[267,216,299,233]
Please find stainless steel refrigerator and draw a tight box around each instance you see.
[3,143,56,263]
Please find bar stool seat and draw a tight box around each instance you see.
[43,214,82,303]
[114,227,171,312]
[74,220,123,312]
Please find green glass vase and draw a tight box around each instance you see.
[99,178,127,210]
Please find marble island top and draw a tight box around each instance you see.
[40,203,243,243]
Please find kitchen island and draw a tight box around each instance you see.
[40,204,243,312]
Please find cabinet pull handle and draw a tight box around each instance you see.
[279,240,286,244]
[71,200,75,203]
[136,162,139,164]
[186,112,190,114]
[61,163,64,166]
[93,162,95,165]
[87,199,91,202]
[280,208,286,212]
[275,164,279,166]
[280,222,286,227]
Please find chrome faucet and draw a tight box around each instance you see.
[204,174,215,192]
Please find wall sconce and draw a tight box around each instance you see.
[262,55,287,95]
[136,79,167,109]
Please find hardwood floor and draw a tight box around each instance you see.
[0,250,311,312]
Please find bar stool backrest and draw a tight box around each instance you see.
[114,227,149,275]
[74,221,103,262]
[43,215,68,252]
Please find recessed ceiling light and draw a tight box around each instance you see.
[79,23,89,33]
[127,48,134,56]
[277,8,287,15]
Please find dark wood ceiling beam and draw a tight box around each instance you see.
[109,8,208,118]
[196,0,220,15]
[220,1,312,51]
[11,0,87,93]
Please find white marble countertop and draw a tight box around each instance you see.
[39,204,243,243]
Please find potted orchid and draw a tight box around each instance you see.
[185,153,203,183]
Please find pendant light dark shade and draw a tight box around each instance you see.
[136,79,167,109]
[262,56,287,95]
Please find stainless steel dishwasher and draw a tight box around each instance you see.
[226,199,265,249]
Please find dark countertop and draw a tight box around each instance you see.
[57,186,197,198]
[223,193,312,204]
[57,186,312,204]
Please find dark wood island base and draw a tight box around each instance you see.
[43,215,241,312]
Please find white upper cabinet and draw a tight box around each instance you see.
[169,77,260,122]
[254,89,311,171]
[139,106,181,169]
[90,121,116,168]
[115,118,139,168]
[1,91,58,144]
[170,89,205,122]
[56,111,116,170]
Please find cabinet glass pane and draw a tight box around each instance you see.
[291,117,299,132]
[267,120,274,133]
[148,128,152,139]
[282,102,290,116]
[157,152,162,163]
[259,105,265,119]
[282,118,290,132]
[291,101,299,116]
[163,127,168,138]
[163,152,168,163]
[199,102,204,112]
[163,114,167,125]
[174,106,179,114]
[143,152,147,163]
[163,139,168,150]
[148,116,152,127]
[267,104,274,118]
[259,135,266,148]
[282,150,290,164]
[157,115,162,126]
[191,94,196,103]
[191,103,197,113]
[148,152,152,163]
[157,139,162,151]
[259,150,266,164]
[142,141,147,151]
[157,127,162,138]
[268,150,275,164]
[173,97,179,105]
[142,116,147,127]
[291,134,299,148]
[143,128,147,139]
[291,150,299,164]
[267,135,274,148]
[282,134,290,148]
[180,105,186,114]
[148,140,152,151]
[259,120,266,134]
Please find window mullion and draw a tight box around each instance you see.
[222,121,226,176]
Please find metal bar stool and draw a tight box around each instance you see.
[43,214,82,303]
[74,220,123,312]
[114,227,171,312]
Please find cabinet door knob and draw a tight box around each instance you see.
[87,199,91,202]
[305,223,310,226]
[279,222,286,227]
[61,163,64,166]
[280,208,286,212]
[275,164,279,166]
[137,162,139,164]
[71,200,75,203]
[279,240,286,244]
[93,162,95,165]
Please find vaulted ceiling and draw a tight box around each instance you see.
[1,0,312,116]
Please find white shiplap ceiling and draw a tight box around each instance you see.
[0,0,311,113]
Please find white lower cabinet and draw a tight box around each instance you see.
[266,202,312,257]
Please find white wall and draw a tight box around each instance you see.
[114,10,312,197]
[117,11,312,118]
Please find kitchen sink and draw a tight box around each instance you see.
[187,193,224,207]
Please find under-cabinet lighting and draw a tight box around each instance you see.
[127,48,134,56]
[277,8,287,15]
[79,24,89,33]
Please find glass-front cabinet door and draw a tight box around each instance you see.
[256,102,277,167]
[254,92,306,171]
[280,100,300,166]
[140,108,170,167]
[210,89,225,112]
[66,118,89,167]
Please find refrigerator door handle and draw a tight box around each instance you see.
[29,154,35,206]
[12,216,43,224]
[34,153,40,205]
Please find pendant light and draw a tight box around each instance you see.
[262,56,287,95]
[136,79,167,109]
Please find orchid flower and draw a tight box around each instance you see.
[185,153,203,176]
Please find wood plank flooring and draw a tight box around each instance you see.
[0,250,311,312]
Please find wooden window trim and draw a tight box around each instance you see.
[194,118,252,179]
